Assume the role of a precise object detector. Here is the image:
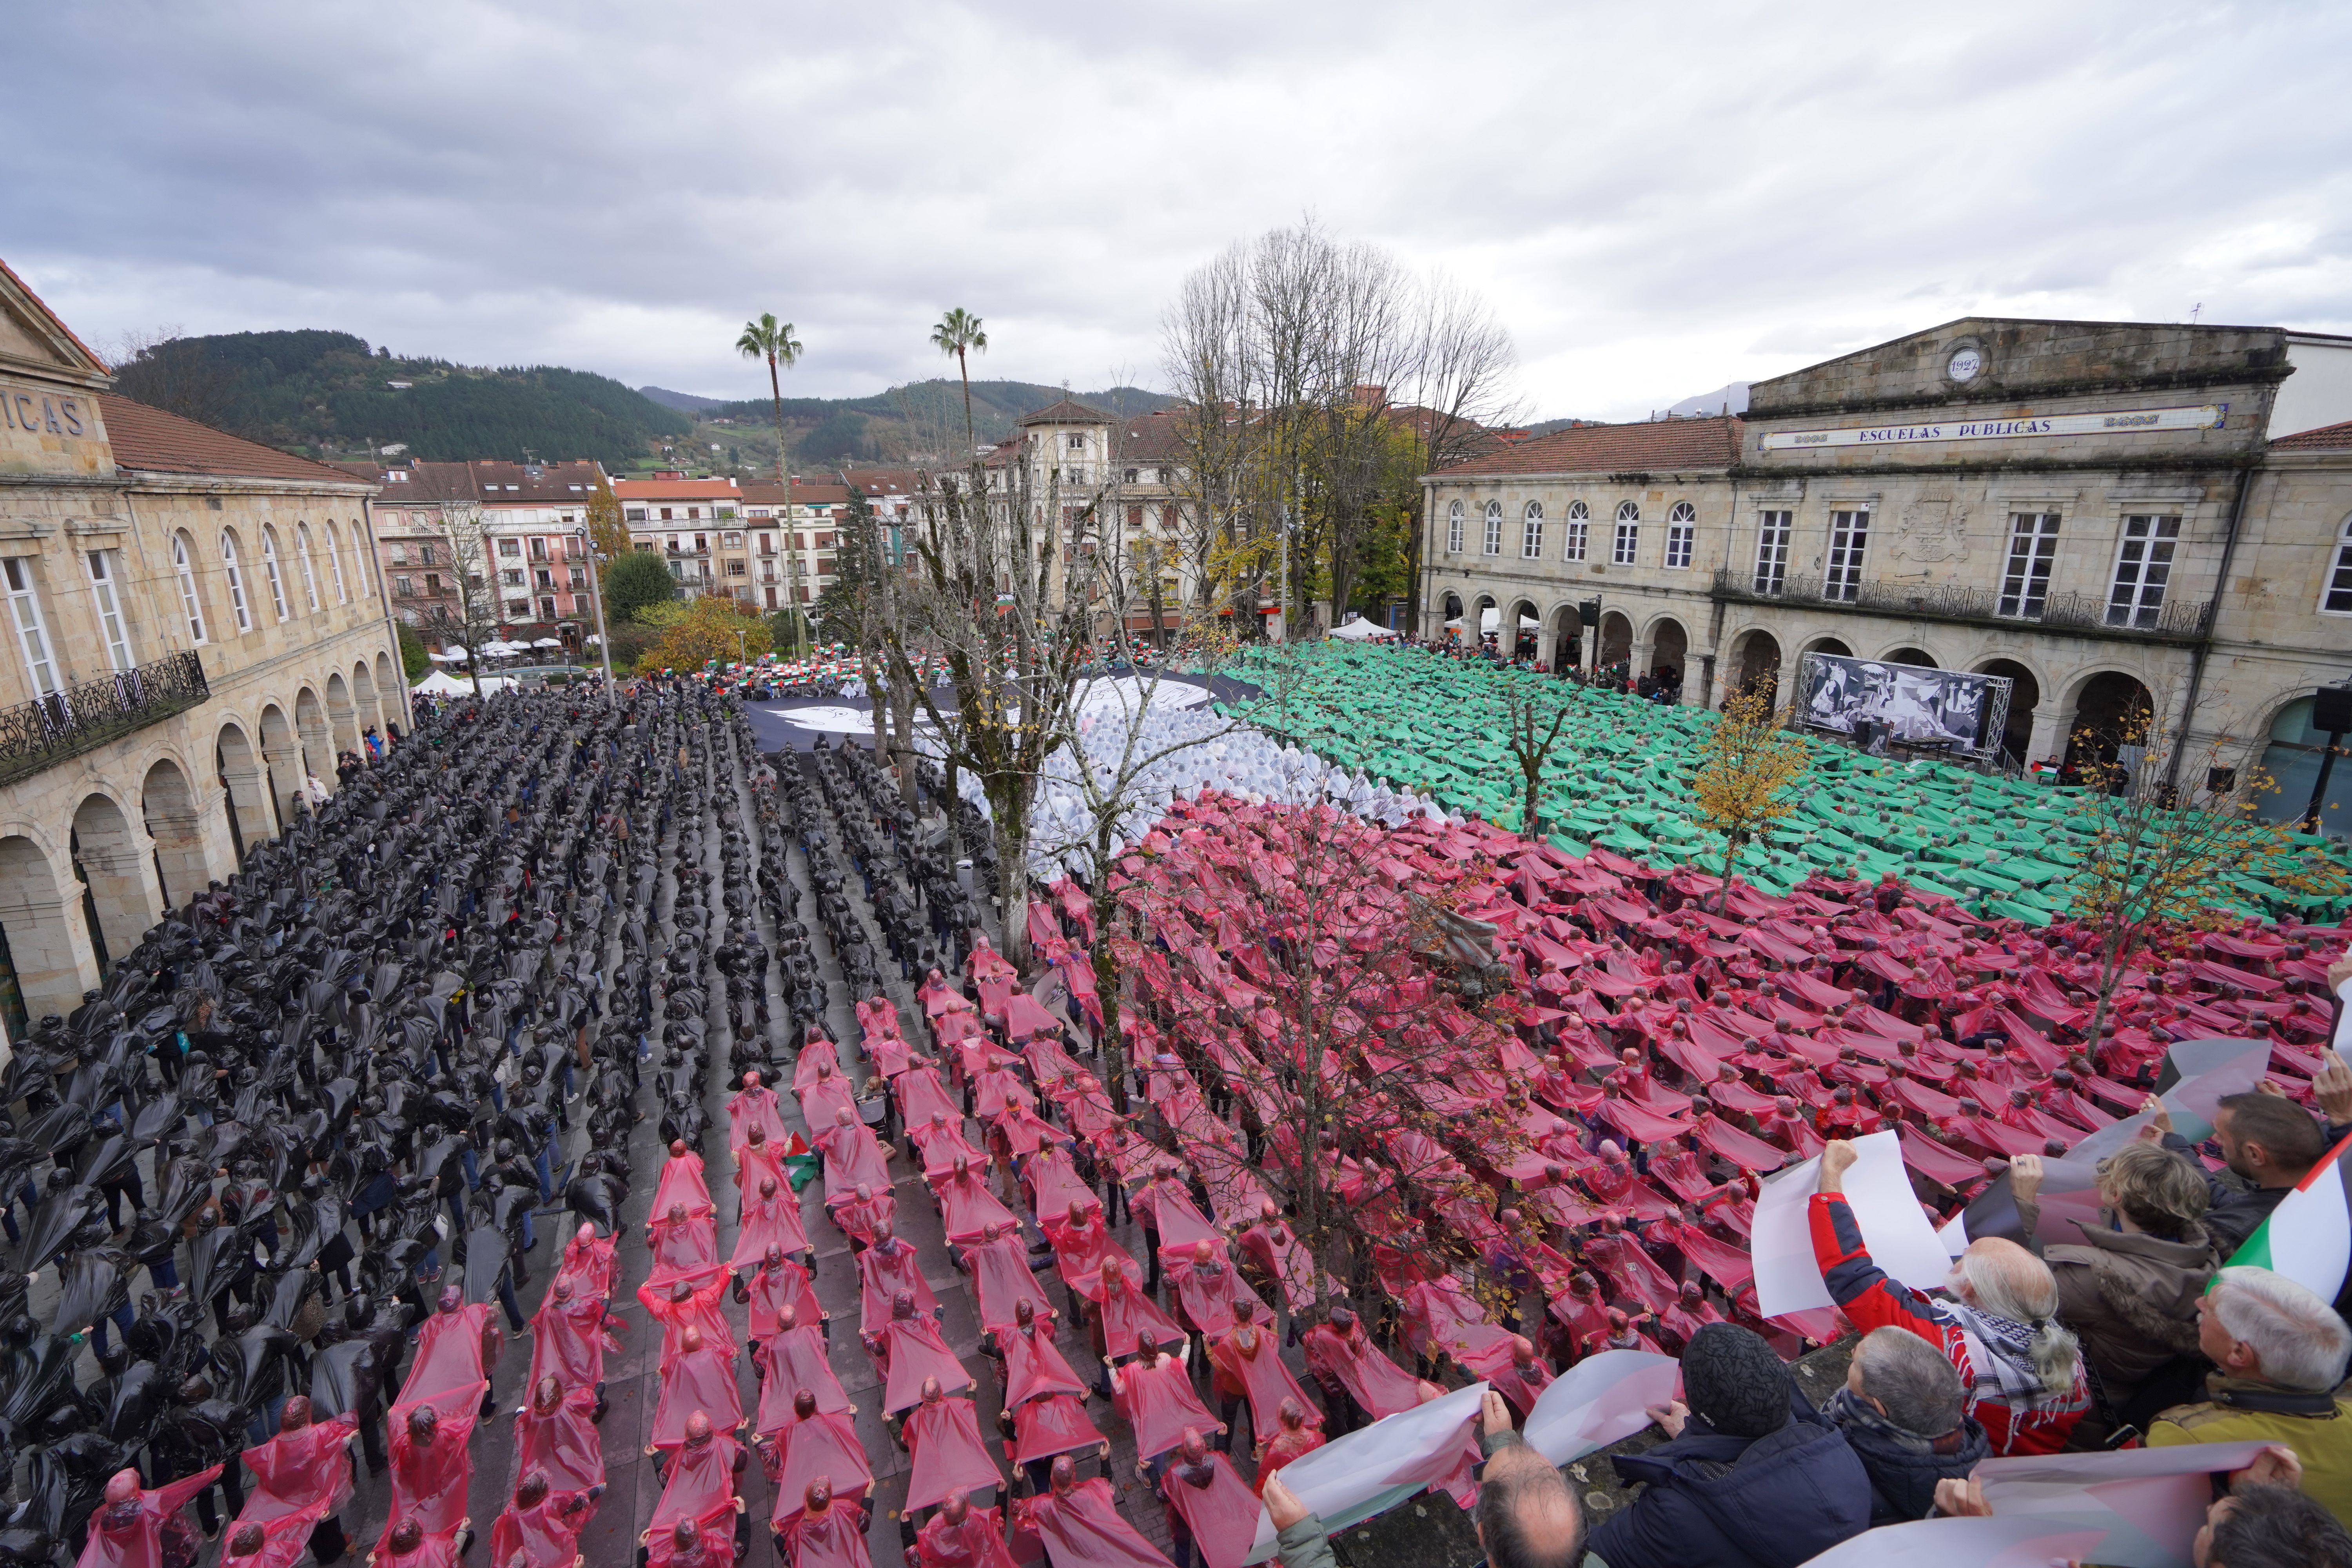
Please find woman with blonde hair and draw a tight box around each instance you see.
[2010,1136,2214,1437]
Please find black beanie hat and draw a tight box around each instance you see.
[1682,1322,1793,1439]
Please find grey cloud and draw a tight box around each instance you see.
[7,0,2351,419]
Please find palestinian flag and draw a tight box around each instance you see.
[2225,1127,2352,1301]
[780,1130,822,1194]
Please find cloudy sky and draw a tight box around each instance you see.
[10,0,2351,421]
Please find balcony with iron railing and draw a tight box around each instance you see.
[1709,568,2212,644]
[0,651,211,786]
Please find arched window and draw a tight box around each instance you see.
[323,522,348,603]
[1483,501,1503,556]
[348,519,372,601]
[219,530,252,632]
[260,526,289,620]
[1612,501,1640,565]
[172,531,207,644]
[1521,501,1544,560]
[1664,500,1696,570]
[1563,500,1589,563]
[2321,515,2352,614]
[1446,501,1464,555]
[294,523,320,612]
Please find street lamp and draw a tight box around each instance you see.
[575,527,615,688]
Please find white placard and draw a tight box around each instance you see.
[1521,1349,1681,1466]
[1244,1382,1485,1563]
[1752,1131,1953,1318]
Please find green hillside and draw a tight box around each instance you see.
[110,330,691,468]
[674,379,1177,468]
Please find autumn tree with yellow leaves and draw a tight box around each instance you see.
[1692,688,1813,911]
[641,593,771,672]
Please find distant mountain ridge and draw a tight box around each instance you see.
[640,385,731,414]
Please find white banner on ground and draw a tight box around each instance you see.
[1752,1131,1952,1318]
[1521,1349,1681,1466]
[1968,1441,2271,1568]
[1243,1382,1486,1564]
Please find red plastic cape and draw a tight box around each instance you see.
[1094,1267,1185,1356]
[914,1505,1020,1568]
[555,1225,617,1300]
[647,1209,724,1288]
[528,1292,618,1399]
[212,1515,312,1568]
[365,1529,465,1568]
[1113,1355,1216,1462]
[1299,1325,1423,1421]
[1009,1394,1107,1465]
[757,1330,851,1435]
[743,1258,822,1340]
[936,1171,1020,1246]
[1000,1322,1088,1408]
[237,1410,359,1524]
[858,1243,941,1333]
[1669,1223,1757,1294]
[642,1501,738,1568]
[1159,1453,1260,1568]
[74,1466,221,1568]
[896,1067,960,1129]
[486,1490,597,1568]
[780,1504,873,1568]
[639,1274,731,1363]
[382,1379,487,1539]
[1207,1327,1316,1437]
[651,1344,744,1451]
[514,1385,604,1493]
[1132,1180,1219,1258]
[650,1152,715,1221]
[768,1412,873,1530]
[1042,1213,1126,1297]
[1691,1111,1794,1173]
[817,1123,892,1207]
[648,1432,744,1539]
[828,1187,897,1248]
[1018,1477,1172,1568]
[903,1395,1006,1513]
[727,1085,787,1152]
[879,1315,973,1413]
[403,1303,493,1402]
[733,1142,784,1202]
[728,1186,811,1269]
[961,1232,1047,1334]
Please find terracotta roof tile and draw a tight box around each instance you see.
[100,395,364,485]
[1432,414,1744,478]
[2272,419,2352,451]
[1016,397,1113,426]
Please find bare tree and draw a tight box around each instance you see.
[428,501,501,698]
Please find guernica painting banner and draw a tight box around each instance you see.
[1795,653,2012,760]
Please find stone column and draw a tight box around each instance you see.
[0,844,99,1033]
[2026,701,2078,768]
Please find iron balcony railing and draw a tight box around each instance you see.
[0,650,210,786]
[1710,568,2213,642]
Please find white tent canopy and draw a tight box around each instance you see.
[1328,615,1393,641]
[429,646,469,662]
[531,637,563,648]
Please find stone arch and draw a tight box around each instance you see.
[325,671,359,758]
[374,651,402,734]
[0,833,91,1035]
[216,721,271,861]
[2062,669,2156,783]
[69,791,156,976]
[1881,646,1936,667]
[1973,658,2043,766]
[352,662,380,749]
[1645,615,1690,697]
[1440,590,1465,625]
[1729,628,1782,706]
[294,686,332,788]
[1472,592,1499,648]
[1801,636,1853,659]
[1597,610,1633,671]
[1549,603,1584,671]
[141,757,212,908]
[1504,597,1542,662]
[256,703,301,826]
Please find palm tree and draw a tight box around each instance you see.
[929,308,988,455]
[735,313,803,483]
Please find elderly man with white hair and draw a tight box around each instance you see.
[2150,1266,2352,1521]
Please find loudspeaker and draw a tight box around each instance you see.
[2313,686,2352,735]
[1577,599,1602,629]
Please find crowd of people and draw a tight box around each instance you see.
[20,655,2352,1568]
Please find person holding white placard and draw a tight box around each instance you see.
[1812,1140,2088,1456]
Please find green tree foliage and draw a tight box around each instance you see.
[396,621,431,680]
[109,330,688,466]
[603,550,681,622]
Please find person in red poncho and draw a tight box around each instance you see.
[1252,1400,1324,1494]
[1809,1139,2087,1456]
[1155,1428,1260,1568]
[514,1374,604,1494]
[528,1278,619,1422]
[910,1489,1018,1568]
[651,1326,744,1456]
[1016,1455,1171,1568]
[1207,1300,1316,1454]
[1110,1334,1223,1476]
[898,1377,1006,1522]
[1299,1304,1430,1436]
[779,1479,870,1568]
[235,1396,358,1566]
[486,1470,602,1568]
[78,1467,219,1568]
[379,1390,484,1557]
[368,1517,462,1568]
[644,1411,750,1565]
[221,1519,310,1568]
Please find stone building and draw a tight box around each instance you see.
[1424,317,2352,813]
[0,260,401,1043]
[613,475,748,600]
[739,479,846,612]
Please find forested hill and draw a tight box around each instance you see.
[657,378,1177,457]
[109,329,690,468]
